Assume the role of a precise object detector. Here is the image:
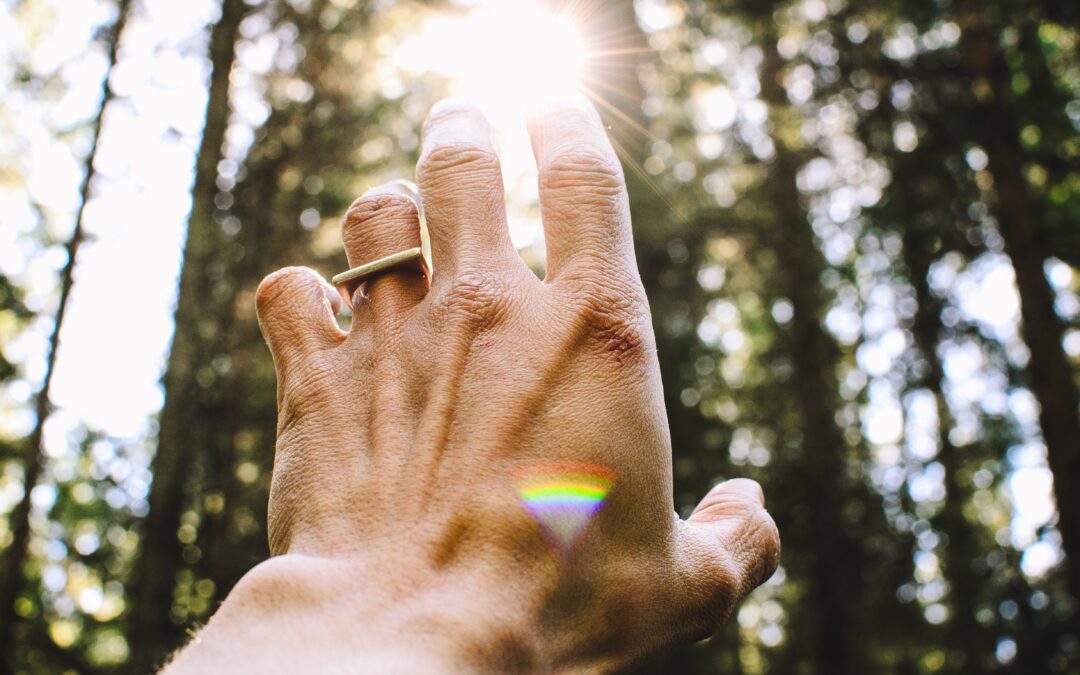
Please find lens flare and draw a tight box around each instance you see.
[516,461,615,554]
[396,0,588,127]
[392,0,667,248]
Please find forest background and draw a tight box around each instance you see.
[1,0,1079,673]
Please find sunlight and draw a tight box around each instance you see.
[396,0,588,128]
[394,1,592,251]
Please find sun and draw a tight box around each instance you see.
[395,0,589,128]
[392,0,598,252]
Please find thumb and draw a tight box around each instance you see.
[255,266,345,375]
[674,478,781,635]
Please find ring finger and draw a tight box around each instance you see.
[339,180,430,325]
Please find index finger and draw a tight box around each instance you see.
[527,94,634,285]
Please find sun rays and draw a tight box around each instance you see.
[393,0,676,250]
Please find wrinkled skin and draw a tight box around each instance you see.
[165,97,779,674]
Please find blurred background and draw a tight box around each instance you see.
[1,0,1079,672]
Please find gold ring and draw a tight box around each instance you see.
[332,246,427,302]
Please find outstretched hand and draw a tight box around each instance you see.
[166,95,779,673]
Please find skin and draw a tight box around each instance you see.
[164,95,780,674]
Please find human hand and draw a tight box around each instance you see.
[166,96,779,673]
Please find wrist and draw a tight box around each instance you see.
[162,553,543,674]
[165,517,676,675]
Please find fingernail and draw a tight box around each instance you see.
[526,91,600,127]
[385,179,420,201]
[361,180,418,200]
[427,96,477,119]
[422,98,492,150]
[718,478,766,506]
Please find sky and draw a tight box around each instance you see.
[0,0,1075,593]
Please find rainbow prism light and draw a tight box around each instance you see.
[515,461,616,554]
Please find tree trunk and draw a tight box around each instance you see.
[955,0,1080,626]
[0,0,132,670]
[124,0,247,671]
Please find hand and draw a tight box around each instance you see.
[165,96,779,673]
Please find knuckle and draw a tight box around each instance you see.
[342,194,421,255]
[418,142,501,183]
[705,506,780,598]
[277,363,335,432]
[745,509,781,587]
[673,537,743,639]
[568,280,651,363]
[256,266,313,318]
[705,561,742,617]
[435,269,513,331]
[343,193,418,233]
[540,147,624,196]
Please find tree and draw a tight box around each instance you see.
[125,0,426,668]
[0,0,133,669]
[953,0,1080,630]
[124,0,248,669]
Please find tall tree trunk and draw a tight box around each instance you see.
[193,0,336,617]
[0,0,132,669]
[124,0,247,671]
[758,32,864,675]
[955,0,1080,626]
